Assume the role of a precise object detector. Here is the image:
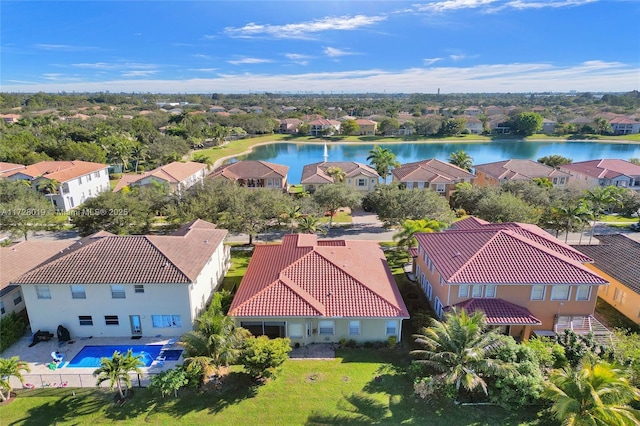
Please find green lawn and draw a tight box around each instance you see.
[318,211,353,224]
[596,297,640,333]
[220,249,253,292]
[0,350,547,425]
[598,215,638,223]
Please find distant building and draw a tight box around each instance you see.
[560,159,640,191]
[210,160,289,190]
[391,159,475,200]
[474,159,571,187]
[113,161,208,195]
[301,161,379,194]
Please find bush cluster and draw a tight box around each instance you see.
[0,313,26,352]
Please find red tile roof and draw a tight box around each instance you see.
[561,159,640,180]
[474,159,570,181]
[451,298,541,325]
[114,161,207,191]
[300,161,379,184]
[392,158,475,183]
[210,160,289,181]
[228,234,409,319]
[12,220,227,285]
[416,220,606,285]
[3,161,108,183]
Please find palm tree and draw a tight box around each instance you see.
[551,200,590,243]
[411,308,513,397]
[297,215,327,235]
[130,142,149,173]
[283,205,302,233]
[543,361,640,426]
[583,186,620,244]
[448,150,473,172]
[0,356,30,402]
[192,153,214,170]
[35,178,59,207]
[393,218,447,253]
[180,299,247,385]
[367,146,400,183]
[325,166,346,184]
[93,349,143,399]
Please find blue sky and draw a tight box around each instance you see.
[2,0,639,93]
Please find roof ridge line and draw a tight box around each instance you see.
[278,274,326,316]
[142,235,192,282]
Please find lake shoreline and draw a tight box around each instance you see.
[210,136,640,169]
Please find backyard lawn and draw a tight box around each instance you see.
[0,349,548,425]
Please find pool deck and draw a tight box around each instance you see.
[1,335,182,389]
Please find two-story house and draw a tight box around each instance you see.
[13,220,230,338]
[390,159,475,200]
[113,161,208,195]
[301,161,379,194]
[355,119,377,135]
[609,117,640,135]
[4,161,110,211]
[474,159,571,187]
[308,119,341,136]
[210,160,289,191]
[413,217,608,340]
[560,159,640,191]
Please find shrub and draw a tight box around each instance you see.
[149,366,189,398]
[240,336,292,380]
[387,335,397,348]
[524,336,567,370]
[0,313,26,352]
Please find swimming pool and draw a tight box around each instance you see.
[67,345,164,368]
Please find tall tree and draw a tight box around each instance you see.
[0,356,30,402]
[538,155,572,168]
[325,166,346,183]
[543,362,640,426]
[312,184,361,228]
[582,186,621,244]
[0,180,56,241]
[448,150,473,172]
[393,218,447,253]
[93,349,143,400]
[339,119,360,136]
[412,309,513,397]
[366,146,400,183]
[510,112,543,136]
[551,200,591,243]
[297,215,326,234]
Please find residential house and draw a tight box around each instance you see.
[13,220,230,338]
[391,159,475,200]
[3,161,110,211]
[301,161,379,193]
[308,119,341,136]
[210,160,289,190]
[474,159,571,187]
[279,118,303,134]
[113,161,208,195]
[228,108,245,115]
[483,106,503,116]
[559,159,640,191]
[609,117,640,135]
[1,240,75,319]
[573,234,640,324]
[208,105,226,113]
[246,106,263,114]
[541,118,557,134]
[489,115,511,134]
[465,116,483,134]
[228,234,409,344]
[413,217,608,340]
[355,119,377,135]
[464,106,482,116]
[568,116,593,131]
[0,114,21,124]
[0,162,26,176]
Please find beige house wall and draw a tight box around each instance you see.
[586,264,640,324]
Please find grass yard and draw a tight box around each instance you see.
[318,210,353,224]
[220,248,253,292]
[596,297,640,333]
[599,214,638,223]
[0,350,547,426]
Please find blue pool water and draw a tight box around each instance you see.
[67,345,163,368]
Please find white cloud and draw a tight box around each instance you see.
[423,58,444,66]
[505,0,598,10]
[228,58,273,65]
[70,62,112,69]
[414,0,499,13]
[8,61,635,94]
[324,47,354,58]
[449,54,467,61]
[121,70,158,77]
[413,0,598,13]
[285,53,311,60]
[224,15,386,39]
[188,68,218,72]
[34,44,98,52]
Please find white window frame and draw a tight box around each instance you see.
[13,292,22,306]
[36,285,51,299]
[79,315,93,326]
[531,285,545,300]
[436,183,446,193]
[318,320,334,336]
[385,320,398,336]
[111,284,126,299]
[458,285,469,298]
[356,178,367,187]
[485,285,496,298]
[151,315,182,328]
[551,285,571,301]
[472,285,483,298]
[289,323,304,339]
[349,320,361,336]
[576,285,591,301]
[71,284,86,299]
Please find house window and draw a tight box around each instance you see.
[105,315,119,325]
[71,285,86,299]
[472,285,483,298]
[576,285,591,301]
[531,285,545,300]
[434,297,444,318]
[13,293,22,306]
[613,288,627,304]
[426,282,433,301]
[87,174,92,182]
[318,320,334,335]
[349,320,361,335]
[357,178,367,187]
[551,285,571,301]
[79,315,93,326]
[95,171,100,178]
[485,285,496,298]
[111,285,126,299]
[439,275,445,285]
[152,315,182,328]
[78,176,82,184]
[289,323,303,339]
[0,301,5,315]
[458,285,469,298]
[36,285,51,299]
[134,285,145,294]
[386,320,397,336]
[436,184,446,193]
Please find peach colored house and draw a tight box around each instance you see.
[209,160,289,191]
[574,234,640,324]
[228,234,409,345]
[301,161,379,194]
[113,161,208,195]
[474,159,571,187]
[355,119,377,135]
[391,158,475,200]
[414,217,608,340]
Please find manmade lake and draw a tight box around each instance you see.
[231,140,640,184]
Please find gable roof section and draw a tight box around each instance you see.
[415,226,606,285]
[300,161,379,184]
[474,159,570,181]
[451,298,541,325]
[12,220,227,285]
[210,160,288,181]
[3,161,108,183]
[114,161,207,191]
[561,159,640,179]
[229,234,409,318]
[573,234,640,294]
[392,158,475,183]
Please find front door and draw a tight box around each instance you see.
[130,315,142,336]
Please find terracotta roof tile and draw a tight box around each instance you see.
[451,298,541,325]
[4,161,108,183]
[474,159,570,181]
[300,161,379,184]
[392,159,475,183]
[229,234,409,318]
[561,159,640,180]
[210,160,288,181]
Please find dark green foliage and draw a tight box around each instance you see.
[556,330,607,367]
[524,336,567,369]
[537,155,572,168]
[0,313,27,352]
[149,365,189,398]
[240,336,292,380]
[509,112,543,135]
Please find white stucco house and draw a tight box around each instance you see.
[3,161,110,211]
[13,220,230,338]
[113,161,208,195]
